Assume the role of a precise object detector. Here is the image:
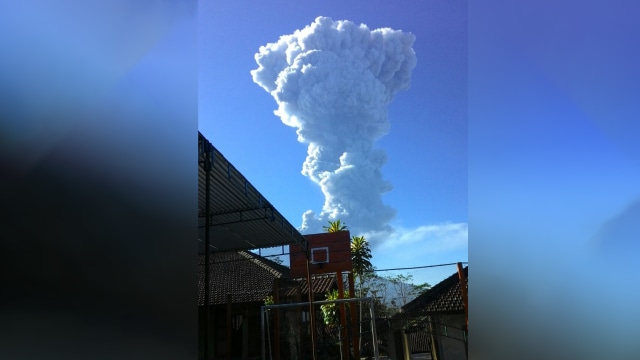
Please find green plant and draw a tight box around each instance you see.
[320,289,350,325]
[322,219,348,232]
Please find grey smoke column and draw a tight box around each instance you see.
[251,16,417,235]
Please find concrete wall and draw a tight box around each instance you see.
[432,313,467,360]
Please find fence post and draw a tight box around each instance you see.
[348,273,359,359]
[369,298,380,360]
[336,271,349,360]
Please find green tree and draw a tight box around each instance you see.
[413,282,432,295]
[386,274,432,313]
[323,219,348,232]
[320,288,350,326]
[388,274,415,310]
[365,273,394,317]
[350,235,373,283]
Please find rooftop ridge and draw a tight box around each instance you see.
[237,250,290,278]
[401,266,468,314]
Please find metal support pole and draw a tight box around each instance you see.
[273,278,280,360]
[336,272,348,360]
[369,298,380,360]
[261,307,275,360]
[226,294,232,360]
[305,250,317,360]
[348,272,359,360]
[204,144,212,360]
[261,306,266,360]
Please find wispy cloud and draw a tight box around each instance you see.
[370,222,468,254]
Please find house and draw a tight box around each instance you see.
[197,131,316,359]
[198,250,337,360]
[399,267,468,360]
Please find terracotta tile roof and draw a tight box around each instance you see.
[198,251,289,305]
[198,251,337,305]
[402,266,468,315]
[282,274,337,297]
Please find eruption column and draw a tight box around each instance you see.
[251,16,417,235]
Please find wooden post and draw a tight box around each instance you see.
[456,263,468,329]
[336,271,349,360]
[429,316,441,360]
[348,272,359,360]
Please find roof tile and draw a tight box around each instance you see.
[402,266,467,314]
[198,251,337,305]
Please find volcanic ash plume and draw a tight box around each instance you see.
[251,16,417,235]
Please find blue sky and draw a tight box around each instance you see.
[5,1,640,357]
[467,2,640,355]
[198,0,467,285]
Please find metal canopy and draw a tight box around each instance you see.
[198,132,308,253]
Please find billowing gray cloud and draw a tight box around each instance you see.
[251,16,416,236]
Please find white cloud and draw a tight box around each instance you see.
[252,16,416,236]
[370,222,468,254]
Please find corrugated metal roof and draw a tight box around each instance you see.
[198,132,308,253]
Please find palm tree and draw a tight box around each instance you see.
[323,219,348,232]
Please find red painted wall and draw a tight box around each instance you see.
[289,231,353,278]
